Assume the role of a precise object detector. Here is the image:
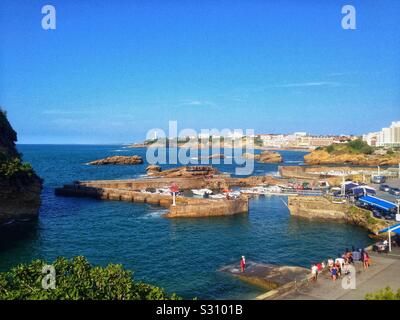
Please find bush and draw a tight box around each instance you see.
[326,145,335,153]
[347,139,374,154]
[0,256,181,300]
[366,287,400,300]
[387,149,395,155]
[0,157,34,180]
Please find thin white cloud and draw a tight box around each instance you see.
[177,100,218,108]
[42,109,96,115]
[272,81,341,88]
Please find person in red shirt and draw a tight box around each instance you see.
[240,256,246,273]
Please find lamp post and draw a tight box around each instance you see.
[170,183,179,207]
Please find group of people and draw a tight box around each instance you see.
[311,248,371,282]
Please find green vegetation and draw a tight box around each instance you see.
[387,149,395,155]
[324,139,374,155]
[366,287,400,300]
[0,155,34,180]
[347,139,374,154]
[0,256,181,300]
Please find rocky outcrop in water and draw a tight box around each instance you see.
[304,149,400,166]
[150,165,219,178]
[88,155,144,165]
[0,110,42,225]
[146,165,161,175]
[243,151,283,163]
[258,151,283,163]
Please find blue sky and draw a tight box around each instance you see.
[1,0,399,144]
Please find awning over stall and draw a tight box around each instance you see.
[358,195,397,211]
[351,186,376,196]
[379,223,400,235]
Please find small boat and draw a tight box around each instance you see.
[191,188,213,197]
[240,188,258,194]
[228,191,241,198]
[156,188,171,195]
[209,194,226,199]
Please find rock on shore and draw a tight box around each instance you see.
[0,110,42,224]
[146,165,161,175]
[87,155,144,165]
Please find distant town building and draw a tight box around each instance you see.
[257,133,337,149]
[363,121,400,147]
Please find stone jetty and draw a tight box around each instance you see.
[55,166,283,218]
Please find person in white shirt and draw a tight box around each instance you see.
[335,257,345,268]
[327,258,334,270]
[311,264,318,281]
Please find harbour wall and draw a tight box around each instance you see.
[287,195,388,233]
[55,184,249,218]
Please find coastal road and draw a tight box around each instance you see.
[369,178,400,204]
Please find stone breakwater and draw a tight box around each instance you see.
[55,180,249,218]
[287,196,388,234]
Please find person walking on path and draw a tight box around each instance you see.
[240,256,246,273]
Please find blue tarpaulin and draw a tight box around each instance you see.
[344,183,359,193]
[358,195,397,211]
[379,223,400,235]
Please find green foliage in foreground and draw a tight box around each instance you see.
[0,156,34,180]
[365,287,400,300]
[0,256,181,300]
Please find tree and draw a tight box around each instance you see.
[347,139,374,154]
[0,256,181,300]
[365,287,400,300]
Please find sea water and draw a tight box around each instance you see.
[0,145,372,299]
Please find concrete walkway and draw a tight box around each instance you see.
[275,248,400,300]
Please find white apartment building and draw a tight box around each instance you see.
[363,121,400,147]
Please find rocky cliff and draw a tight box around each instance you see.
[0,110,42,224]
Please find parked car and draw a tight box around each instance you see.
[379,184,391,192]
[389,187,400,196]
[371,175,386,184]
[372,210,383,219]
